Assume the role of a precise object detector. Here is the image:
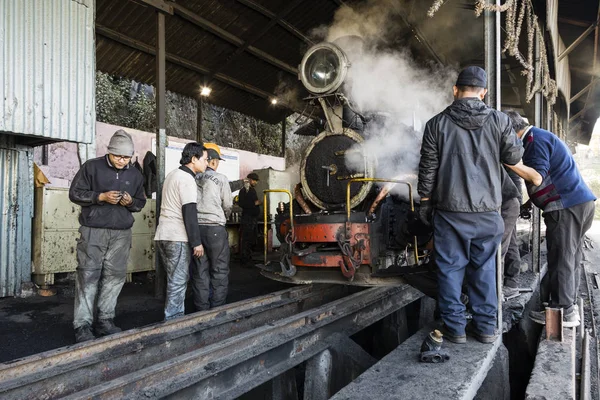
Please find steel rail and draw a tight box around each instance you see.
[55,285,421,399]
[0,285,348,400]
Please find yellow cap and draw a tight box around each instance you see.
[204,143,224,161]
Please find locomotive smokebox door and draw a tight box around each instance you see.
[300,129,375,210]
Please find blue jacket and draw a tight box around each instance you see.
[523,126,595,211]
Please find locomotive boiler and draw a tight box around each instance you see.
[260,40,433,286]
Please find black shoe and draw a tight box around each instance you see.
[440,325,467,344]
[466,324,498,344]
[75,324,95,343]
[94,319,122,336]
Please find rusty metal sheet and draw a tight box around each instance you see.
[0,137,33,297]
[545,307,563,342]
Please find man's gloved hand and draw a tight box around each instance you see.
[520,199,532,220]
[418,199,433,227]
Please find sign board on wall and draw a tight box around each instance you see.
[151,139,240,182]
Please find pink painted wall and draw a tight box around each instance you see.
[34,122,285,188]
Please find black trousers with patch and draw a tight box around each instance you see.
[544,201,595,313]
[240,214,257,265]
[500,197,522,282]
[191,225,230,311]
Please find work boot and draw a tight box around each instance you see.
[440,325,467,344]
[503,286,519,298]
[74,324,95,343]
[519,262,529,273]
[466,324,498,344]
[94,319,122,337]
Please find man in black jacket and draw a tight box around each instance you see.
[238,172,262,267]
[418,66,523,344]
[69,129,146,342]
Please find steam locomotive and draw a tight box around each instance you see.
[259,39,433,286]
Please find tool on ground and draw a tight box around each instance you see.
[420,329,450,363]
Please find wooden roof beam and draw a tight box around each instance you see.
[96,25,303,114]
[128,0,173,14]
[167,2,298,75]
[558,19,599,62]
[236,0,313,45]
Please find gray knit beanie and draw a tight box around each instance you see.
[107,129,134,156]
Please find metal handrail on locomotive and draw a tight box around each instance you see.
[260,39,433,286]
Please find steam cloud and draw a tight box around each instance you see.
[312,0,459,201]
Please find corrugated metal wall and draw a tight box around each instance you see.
[0,0,95,143]
[0,135,33,297]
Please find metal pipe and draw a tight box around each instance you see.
[346,178,417,265]
[263,189,294,265]
[484,0,501,109]
[155,11,167,298]
[532,32,542,274]
[496,244,502,332]
[294,183,312,214]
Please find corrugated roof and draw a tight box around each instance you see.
[96,0,598,138]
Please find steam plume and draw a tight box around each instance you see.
[313,0,458,201]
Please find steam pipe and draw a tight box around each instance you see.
[294,183,312,214]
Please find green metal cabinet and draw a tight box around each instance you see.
[32,187,156,285]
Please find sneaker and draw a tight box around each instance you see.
[563,310,580,328]
[75,324,95,343]
[466,324,499,344]
[440,325,467,344]
[94,319,122,336]
[529,309,581,328]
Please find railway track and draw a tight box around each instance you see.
[0,283,422,399]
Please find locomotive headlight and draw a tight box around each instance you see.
[299,42,349,95]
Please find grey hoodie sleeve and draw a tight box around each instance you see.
[499,117,524,166]
[222,177,233,218]
[229,179,245,193]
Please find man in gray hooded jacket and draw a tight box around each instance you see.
[192,144,233,310]
[69,129,146,342]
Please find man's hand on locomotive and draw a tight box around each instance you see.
[418,198,434,227]
[99,190,133,206]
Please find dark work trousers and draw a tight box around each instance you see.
[240,214,258,265]
[434,210,503,336]
[191,225,230,311]
[156,240,191,320]
[74,226,131,329]
[500,198,522,283]
[544,200,595,313]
